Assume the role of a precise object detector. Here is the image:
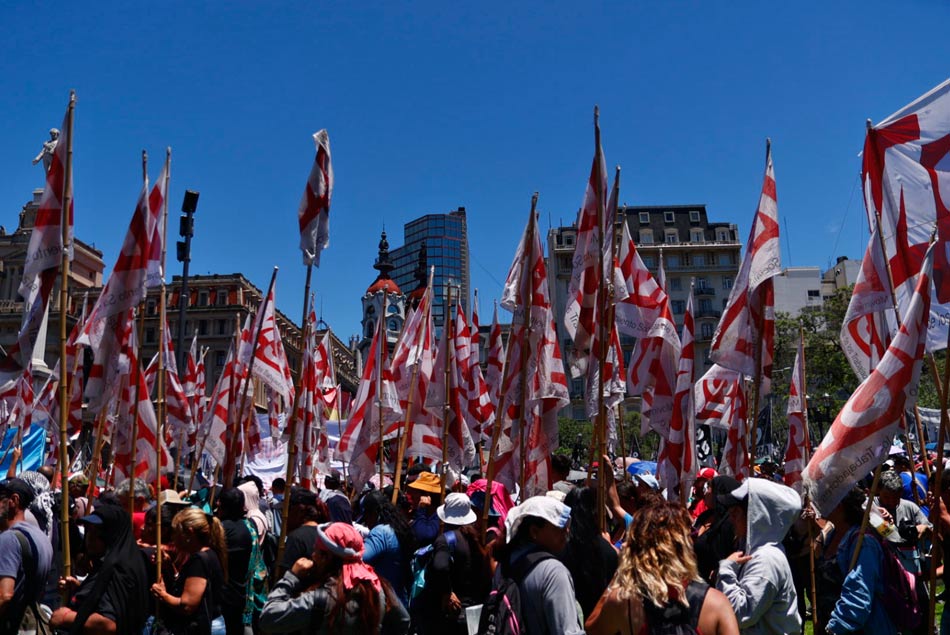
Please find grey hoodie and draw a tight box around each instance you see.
[716,478,802,635]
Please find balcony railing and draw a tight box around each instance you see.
[695,287,715,296]
[696,309,721,319]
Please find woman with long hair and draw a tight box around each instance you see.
[151,507,228,635]
[360,490,415,606]
[586,501,739,635]
[561,486,619,618]
[50,503,150,634]
[259,522,410,634]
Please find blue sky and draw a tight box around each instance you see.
[2,2,949,336]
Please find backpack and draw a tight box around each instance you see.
[477,551,552,635]
[8,529,49,635]
[642,581,708,635]
[409,531,457,608]
[865,531,921,632]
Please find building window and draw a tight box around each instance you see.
[699,298,713,313]
[693,253,706,266]
[723,277,734,290]
[718,253,734,266]
[564,234,575,247]
[666,254,681,268]
[701,323,714,339]
[639,229,653,245]
[639,211,650,224]
[145,327,156,343]
[198,291,209,306]
[216,320,227,335]
[808,289,820,298]
[216,290,227,306]
[388,319,399,331]
[690,210,701,223]
[665,230,678,244]
[216,351,226,367]
[716,229,731,242]
[365,321,375,338]
[146,299,157,316]
[722,298,729,309]
[642,255,655,268]
[672,300,686,314]
[198,320,208,336]
[664,211,675,224]
[696,277,708,289]
[691,229,704,244]
[669,277,682,291]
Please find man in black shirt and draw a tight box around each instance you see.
[278,488,329,577]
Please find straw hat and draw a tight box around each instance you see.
[437,493,477,526]
[407,471,441,494]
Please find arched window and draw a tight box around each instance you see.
[365,320,375,338]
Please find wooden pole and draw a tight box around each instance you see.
[927,330,950,634]
[275,275,313,572]
[155,148,171,585]
[392,363,420,505]
[440,286,455,499]
[377,292,389,486]
[58,91,76,582]
[230,268,279,487]
[85,410,108,499]
[617,402,629,483]
[517,195,539,498]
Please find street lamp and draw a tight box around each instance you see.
[176,190,199,374]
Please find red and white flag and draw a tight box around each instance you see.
[162,324,194,452]
[238,278,295,408]
[426,308,478,472]
[804,242,934,515]
[783,336,809,492]
[388,274,441,462]
[494,203,570,497]
[203,343,241,468]
[862,79,950,351]
[81,165,167,414]
[298,130,333,267]
[337,312,402,491]
[564,114,608,378]
[694,363,749,479]
[658,286,697,493]
[620,221,679,436]
[711,144,780,389]
[6,96,74,374]
[458,299,493,441]
[485,303,506,415]
[841,228,892,381]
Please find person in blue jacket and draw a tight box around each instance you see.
[823,486,896,635]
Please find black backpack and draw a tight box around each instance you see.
[642,581,708,635]
[477,551,552,635]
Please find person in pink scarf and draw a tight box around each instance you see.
[259,522,409,634]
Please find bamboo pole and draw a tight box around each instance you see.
[482,194,536,534]
[517,196,538,499]
[392,362,420,505]
[229,268,279,487]
[440,286,455,499]
[155,148,171,586]
[85,410,108,499]
[377,292,389,486]
[58,91,76,582]
[275,277,313,572]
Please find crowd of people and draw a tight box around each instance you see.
[1,449,949,634]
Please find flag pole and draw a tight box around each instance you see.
[85,410,108,498]
[798,323,819,635]
[229,267,278,488]
[518,195,539,498]
[393,269,432,505]
[276,283,313,572]
[127,151,149,517]
[57,91,76,582]
[747,139,771,474]
[482,193,537,534]
[155,147,171,587]
[377,292,389,487]
[440,286,455,498]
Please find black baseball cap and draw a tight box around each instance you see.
[0,479,35,509]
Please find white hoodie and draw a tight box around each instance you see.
[716,478,802,635]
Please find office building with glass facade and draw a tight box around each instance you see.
[390,207,470,329]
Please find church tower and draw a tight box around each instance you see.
[359,231,406,363]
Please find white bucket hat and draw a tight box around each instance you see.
[437,492,477,526]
